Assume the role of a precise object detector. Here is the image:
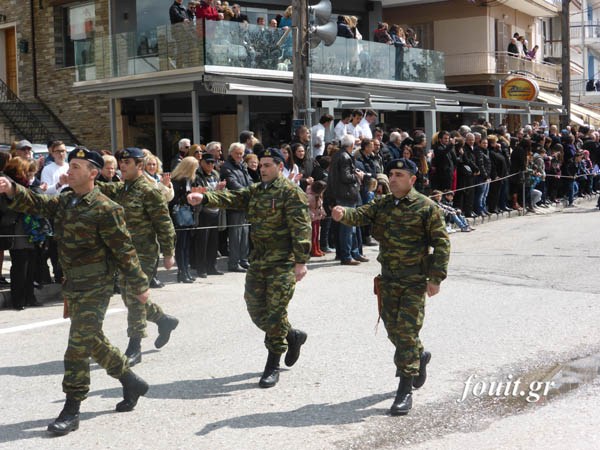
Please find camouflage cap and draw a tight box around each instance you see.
[118,147,144,159]
[385,158,417,176]
[258,147,284,162]
[68,147,104,169]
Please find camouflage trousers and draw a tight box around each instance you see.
[63,284,128,401]
[244,263,296,354]
[380,274,427,378]
[120,257,163,339]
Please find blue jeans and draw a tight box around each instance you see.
[451,214,469,229]
[338,223,360,261]
[567,181,576,205]
[473,176,486,214]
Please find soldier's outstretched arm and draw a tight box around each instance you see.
[339,199,379,227]
[95,180,124,199]
[0,178,60,220]
[0,177,15,197]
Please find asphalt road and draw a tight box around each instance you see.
[1,198,600,449]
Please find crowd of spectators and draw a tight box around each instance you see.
[2,111,599,309]
[169,0,422,73]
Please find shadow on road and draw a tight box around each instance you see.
[0,409,115,444]
[92,371,263,401]
[196,392,392,436]
[0,360,64,377]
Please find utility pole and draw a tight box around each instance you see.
[292,0,309,132]
[560,0,571,129]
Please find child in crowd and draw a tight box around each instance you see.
[307,180,327,257]
[431,190,474,233]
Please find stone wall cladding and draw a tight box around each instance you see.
[0,0,111,148]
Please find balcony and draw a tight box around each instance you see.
[444,51,560,84]
[74,20,445,90]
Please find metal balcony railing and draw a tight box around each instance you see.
[444,51,560,82]
[0,78,51,143]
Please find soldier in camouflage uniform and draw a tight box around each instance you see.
[97,147,179,366]
[0,148,151,436]
[187,147,311,388]
[332,158,450,416]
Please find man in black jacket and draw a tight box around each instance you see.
[327,135,366,265]
[487,137,508,213]
[220,142,253,272]
[170,0,189,24]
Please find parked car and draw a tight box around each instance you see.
[0,143,75,160]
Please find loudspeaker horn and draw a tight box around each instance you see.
[309,0,332,26]
[309,21,337,48]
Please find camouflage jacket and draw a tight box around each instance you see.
[204,175,311,267]
[341,188,450,285]
[97,175,175,260]
[9,184,148,294]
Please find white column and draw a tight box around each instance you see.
[424,110,436,142]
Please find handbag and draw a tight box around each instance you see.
[173,204,195,227]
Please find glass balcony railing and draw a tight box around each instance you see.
[75,20,445,86]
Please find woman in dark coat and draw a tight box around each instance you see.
[431,130,456,191]
[169,156,199,283]
[1,157,45,309]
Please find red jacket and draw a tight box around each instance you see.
[196,2,221,21]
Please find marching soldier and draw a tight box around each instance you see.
[0,148,151,435]
[332,158,450,416]
[97,147,179,366]
[187,147,311,388]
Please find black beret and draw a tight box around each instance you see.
[68,147,104,169]
[200,152,216,163]
[385,158,417,176]
[118,147,145,159]
[258,147,284,162]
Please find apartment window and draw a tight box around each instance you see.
[55,2,95,68]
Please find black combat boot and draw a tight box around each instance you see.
[177,270,193,284]
[284,329,307,367]
[124,337,142,367]
[47,397,80,436]
[412,351,431,389]
[154,314,180,349]
[258,352,281,388]
[390,376,413,416]
[184,268,196,282]
[116,370,149,412]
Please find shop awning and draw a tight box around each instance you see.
[538,91,600,126]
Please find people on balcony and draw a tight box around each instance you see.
[196,0,224,21]
[337,15,354,39]
[526,45,539,61]
[507,37,519,56]
[170,0,190,24]
[230,3,248,23]
[186,1,197,22]
[373,22,393,45]
[406,28,419,48]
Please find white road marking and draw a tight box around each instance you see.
[0,308,126,335]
